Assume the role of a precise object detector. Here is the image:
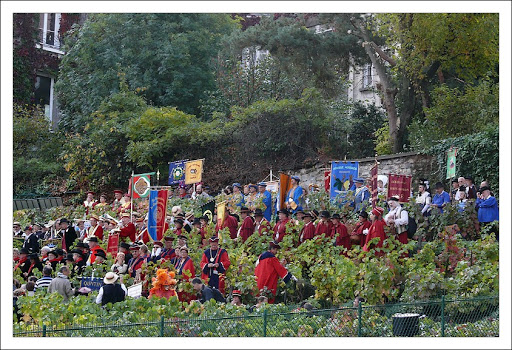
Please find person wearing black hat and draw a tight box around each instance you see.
[86,236,106,266]
[14,248,31,276]
[58,218,77,253]
[254,241,297,304]
[71,249,86,276]
[331,214,350,252]
[273,209,292,243]
[254,208,272,236]
[286,176,304,214]
[349,211,372,247]
[93,250,107,264]
[299,212,316,244]
[22,225,40,254]
[431,182,450,213]
[200,236,231,295]
[46,249,62,271]
[475,186,499,240]
[173,218,185,236]
[315,211,332,238]
[238,207,255,242]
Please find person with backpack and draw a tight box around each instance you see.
[191,277,226,304]
[384,195,409,245]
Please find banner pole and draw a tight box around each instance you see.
[130,171,134,223]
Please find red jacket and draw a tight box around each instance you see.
[315,220,333,237]
[200,248,231,294]
[332,223,350,250]
[363,219,387,255]
[273,218,290,242]
[119,222,136,242]
[255,251,292,303]
[256,218,272,236]
[87,225,104,241]
[239,216,255,242]
[351,220,372,246]
[300,221,316,243]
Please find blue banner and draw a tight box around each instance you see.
[168,160,186,185]
[80,277,103,291]
[148,190,158,241]
[329,162,359,199]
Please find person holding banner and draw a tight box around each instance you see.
[119,213,136,243]
[286,176,304,214]
[353,178,371,213]
[384,195,409,245]
[200,236,231,295]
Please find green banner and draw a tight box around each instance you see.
[446,148,457,179]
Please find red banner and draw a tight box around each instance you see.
[370,164,378,208]
[278,173,291,211]
[107,233,119,257]
[387,174,412,202]
[324,171,331,192]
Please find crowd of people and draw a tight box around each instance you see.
[13,174,499,313]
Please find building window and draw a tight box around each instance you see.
[38,13,61,48]
[34,75,54,124]
[362,63,372,89]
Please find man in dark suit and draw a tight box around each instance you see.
[22,226,40,254]
[59,218,77,253]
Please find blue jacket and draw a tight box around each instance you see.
[432,191,450,213]
[354,186,370,212]
[475,196,499,223]
[286,186,304,213]
[262,190,272,222]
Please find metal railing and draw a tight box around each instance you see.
[13,295,498,337]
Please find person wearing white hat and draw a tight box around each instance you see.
[95,272,127,306]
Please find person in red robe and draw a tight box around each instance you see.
[238,207,255,242]
[118,213,136,243]
[254,241,297,304]
[86,237,106,265]
[350,211,372,247]
[363,207,387,256]
[200,236,231,294]
[174,246,196,302]
[158,236,177,262]
[254,209,272,236]
[173,219,185,236]
[85,214,103,242]
[315,211,333,238]
[331,214,350,253]
[216,211,239,239]
[149,269,178,300]
[273,209,291,243]
[299,212,316,244]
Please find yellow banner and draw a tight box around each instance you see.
[216,201,226,241]
[184,159,203,185]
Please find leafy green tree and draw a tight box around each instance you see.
[13,104,66,196]
[56,13,238,130]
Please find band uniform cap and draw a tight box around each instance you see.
[232,290,242,297]
[60,218,69,224]
[257,182,267,187]
[248,184,258,190]
[163,236,175,241]
[129,245,140,251]
[135,217,144,223]
[291,176,300,181]
[302,212,312,218]
[119,242,131,249]
[232,183,242,188]
[113,190,123,194]
[24,225,33,231]
[89,214,99,221]
[354,178,364,183]
[87,191,95,196]
[153,241,164,247]
[88,236,99,242]
[209,236,219,242]
[121,213,131,218]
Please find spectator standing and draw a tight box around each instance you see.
[22,226,40,254]
[416,182,432,216]
[96,272,127,306]
[384,196,409,245]
[431,182,451,213]
[47,266,75,301]
[457,187,468,212]
[450,179,460,202]
[465,176,477,200]
[475,186,499,240]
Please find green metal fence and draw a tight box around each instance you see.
[13,295,498,337]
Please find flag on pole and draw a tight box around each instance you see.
[201,200,216,224]
[446,148,457,179]
[216,201,226,241]
[185,159,204,185]
[324,170,331,192]
[129,172,155,199]
[277,173,291,212]
[168,160,186,185]
[148,189,169,241]
[370,163,378,208]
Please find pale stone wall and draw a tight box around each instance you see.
[286,152,435,191]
